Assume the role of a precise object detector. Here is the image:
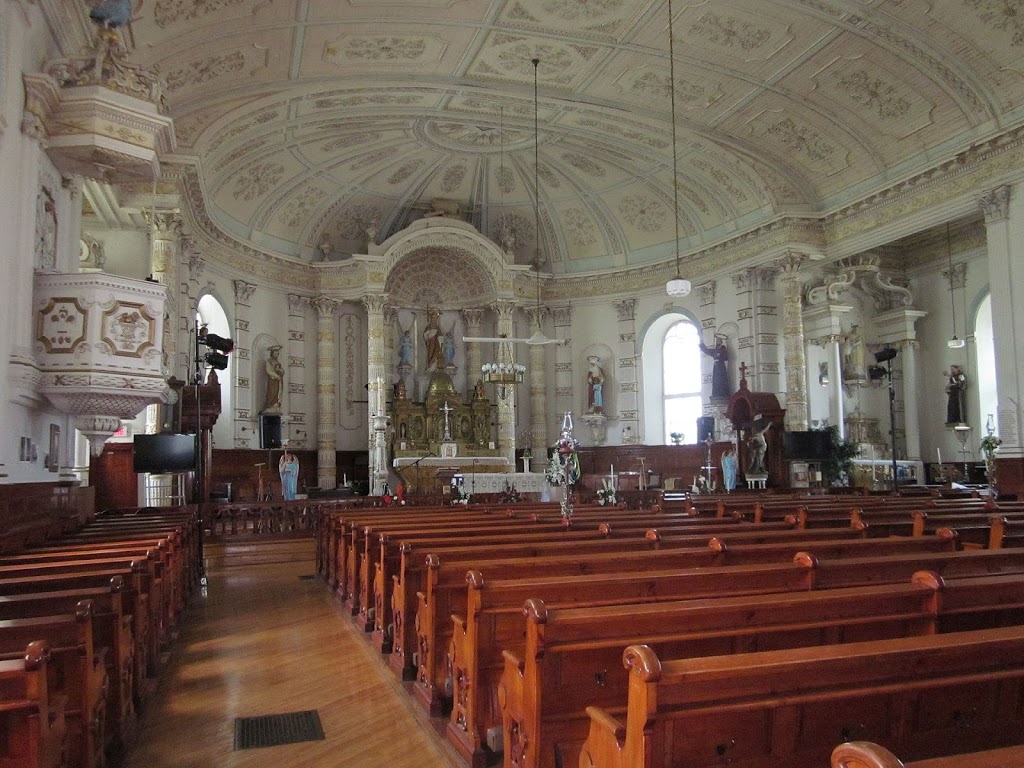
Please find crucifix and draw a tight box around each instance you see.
[738,360,749,384]
[440,400,454,441]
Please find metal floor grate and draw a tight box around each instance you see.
[234,710,325,750]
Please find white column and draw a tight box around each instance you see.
[314,296,339,489]
[364,294,389,492]
[232,280,256,448]
[552,305,573,434]
[697,280,718,404]
[614,299,639,445]
[778,254,808,431]
[149,211,180,373]
[287,294,310,449]
[177,234,203,381]
[524,305,548,462]
[462,308,485,395]
[493,299,518,463]
[980,186,1024,458]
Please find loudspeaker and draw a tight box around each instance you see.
[259,414,282,449]
[696,416,715,443]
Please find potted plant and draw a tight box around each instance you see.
[670,432,684,445]
[818,425,860,486]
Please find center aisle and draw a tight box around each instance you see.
[123,537,461,768]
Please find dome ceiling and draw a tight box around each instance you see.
[120,0,1024,274]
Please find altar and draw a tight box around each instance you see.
[393,455,512,494]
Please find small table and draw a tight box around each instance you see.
[746,473,768,490]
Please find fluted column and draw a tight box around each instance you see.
[314,296,339,490]
[980,186,1024,459]
[462,308,485,392]
[614,299,639,444]
[524,305,548,463]
[364,294,389,493]
[493,300,518,463]
[552,306,574,433]
[287,294,310,448]
[178,234,203,380]
[149,212,181,373]
[778,254,808,431]
[231,280,256,447]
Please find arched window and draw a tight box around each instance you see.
[662,321,703,444]
[196,294,233,449]
[974,292,997,433]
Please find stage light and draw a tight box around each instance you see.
[204,351,229,371]
[874,347,897,364]
[203,333,234,353]
[867,365,887,381]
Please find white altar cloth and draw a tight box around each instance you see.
[462,472,550,495]
[393,456,511,469]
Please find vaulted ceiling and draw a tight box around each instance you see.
[113,0,1024,274]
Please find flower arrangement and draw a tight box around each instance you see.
[499,481,522,504]
[596,477,616,506]
[450,479,470,505]
[981,434,1002,460]
[670,432,684,445]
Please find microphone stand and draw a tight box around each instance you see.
[472,458,479,497]
[408,452,435,495]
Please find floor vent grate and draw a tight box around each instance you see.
[234,710,325,750]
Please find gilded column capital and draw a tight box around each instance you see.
[362,294,388,315]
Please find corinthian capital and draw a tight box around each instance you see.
[979,186,1010,224]
[313,296,339,318]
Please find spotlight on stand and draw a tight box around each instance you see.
[868,346,901,491]
[874,347,897,364]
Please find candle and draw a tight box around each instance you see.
[937,447,942,465]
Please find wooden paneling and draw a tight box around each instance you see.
[208,449,368,500]
[577,443,732,491]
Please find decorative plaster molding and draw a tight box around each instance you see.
[979,186,1010,224]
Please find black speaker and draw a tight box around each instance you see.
[696,416,715,443]
[259,414,282,449]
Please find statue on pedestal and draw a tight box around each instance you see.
[263,345,283,413]
[747,421,772,474]
[945,365,967,426]
[699,335,731,399]
[423,310,444,372]
[586,356,606,414]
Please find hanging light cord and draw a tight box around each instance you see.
[947,223,957,338]
[533,57,543,313]
[667,0,681,279]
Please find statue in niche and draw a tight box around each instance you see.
[423,310,444,372]
[443,327,457,368]
[842,325,866,381]
[398,329,413,367]
[586,356,606,414]
[945,365,967,426]
[35,188,57,272]
[699,335,731,399]
[263,345,284,413]
[279,449,299,501]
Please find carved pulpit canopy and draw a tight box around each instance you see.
[724,365,787,489]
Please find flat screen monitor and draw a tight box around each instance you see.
[783,430,831,461]
[133,434,197,474]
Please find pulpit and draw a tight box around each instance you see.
[724,366,786,489]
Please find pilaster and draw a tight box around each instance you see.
[287,294,310,448]
[232,280,256,449]
[614,299,639,444]
[778,254,808,431]
[314,296,339,490]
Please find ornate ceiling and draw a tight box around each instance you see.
[110,0,1024,274]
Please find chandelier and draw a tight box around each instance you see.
[663,0,691,298]
[481,336,525,400]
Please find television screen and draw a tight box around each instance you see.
[783,430,831,460]
[133,434,197,474]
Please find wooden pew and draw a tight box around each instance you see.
[444,535,956,766]
[0,553,165,670]
[578,626,1024,768]
[378,517,810,661]
[386,524,855,677]
[443,544,1024,762]
[832,740,1024,767]
[0,641,66,768]
[0,601,107,768]
[498,569,1024,768]
[0,566,152,690]
[0,577,136,751]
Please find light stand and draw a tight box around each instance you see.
[868,346,899,492]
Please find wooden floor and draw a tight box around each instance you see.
[122,537,462,768]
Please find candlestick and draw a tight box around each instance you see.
[936,447,942,465]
